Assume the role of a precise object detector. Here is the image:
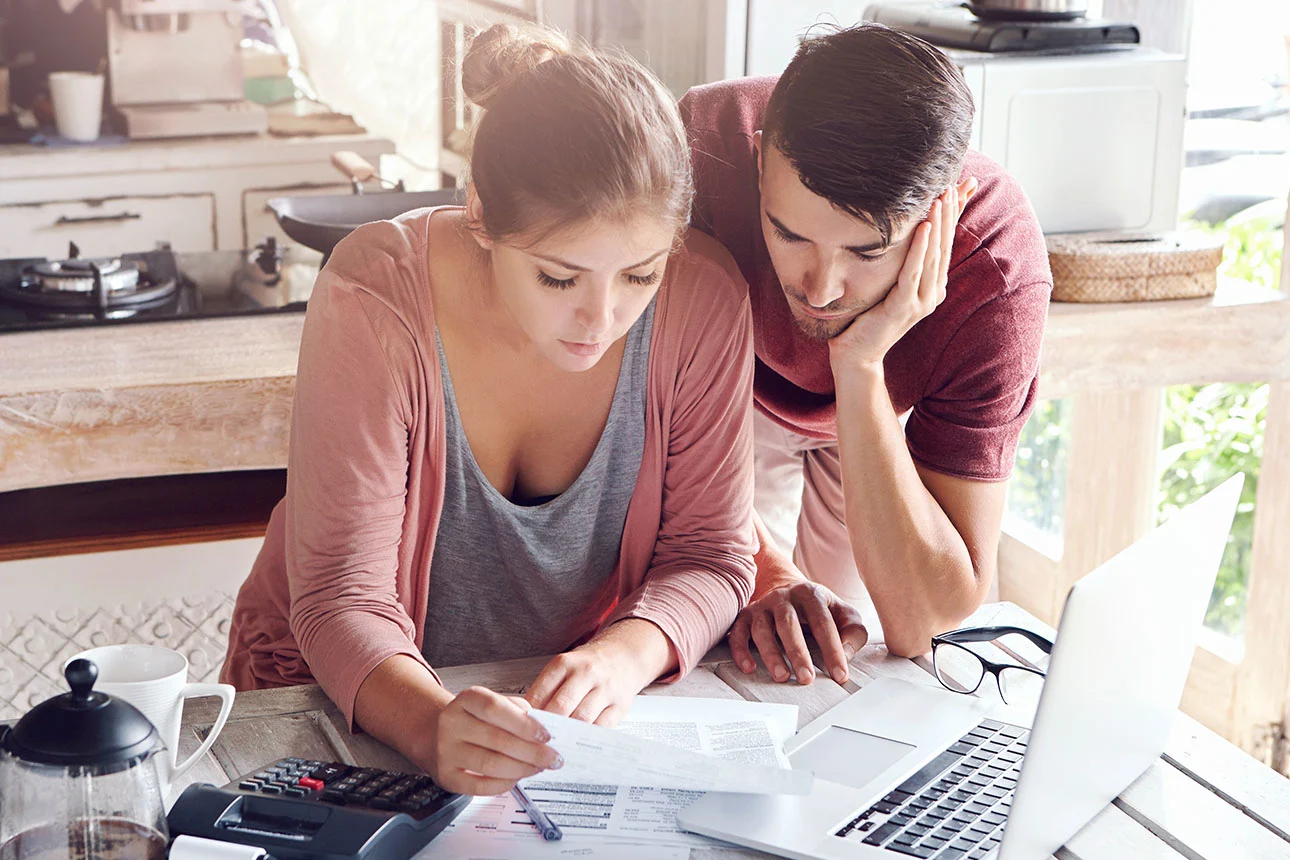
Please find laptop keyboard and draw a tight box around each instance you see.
[834,718,1029,859]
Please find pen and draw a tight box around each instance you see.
[512,784,563,841]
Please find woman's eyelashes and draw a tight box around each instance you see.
[535,269,662,290]
[537,270,577,290]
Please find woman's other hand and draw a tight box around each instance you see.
[525,618,676,727]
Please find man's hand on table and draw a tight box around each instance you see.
[729,575,869,687]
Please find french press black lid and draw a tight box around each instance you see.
[1,658,159,769]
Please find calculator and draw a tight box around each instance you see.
[167,757,470,860]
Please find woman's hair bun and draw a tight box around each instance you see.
[461,23,572,111]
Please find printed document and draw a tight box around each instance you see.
[417,695,805,856]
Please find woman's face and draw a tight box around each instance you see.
[483,215,675,373]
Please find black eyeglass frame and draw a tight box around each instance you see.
[930,625,1054,701]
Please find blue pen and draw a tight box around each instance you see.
[512,784,563,841]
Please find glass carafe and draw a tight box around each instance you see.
[0,660,169,860]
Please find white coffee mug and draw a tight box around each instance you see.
[48,71,104,142]
[68,644,235,797]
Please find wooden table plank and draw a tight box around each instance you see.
[713,660,850,730]
[1165,713,1290,843]
[205,711,339,780]
[1058,804,1184,860]
[648,665,748,701]
[1116,763,1290,860]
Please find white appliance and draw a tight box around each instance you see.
[733,1,1187,235]
[107,0,268,139]
[679,475,1242,860]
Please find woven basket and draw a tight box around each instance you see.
[1046,232,1225,303]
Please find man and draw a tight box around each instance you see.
[679,23,1051,684]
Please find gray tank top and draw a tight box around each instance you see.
[422,299,655,667]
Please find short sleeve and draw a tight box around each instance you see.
[905,281,1051,481]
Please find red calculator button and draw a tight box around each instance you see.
[298,776,325,791]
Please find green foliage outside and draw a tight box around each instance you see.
[1007,210,1283,640]
[1007,399,1070,540]
[1161,211,1282,638]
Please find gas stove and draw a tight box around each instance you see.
[0,241,316,334]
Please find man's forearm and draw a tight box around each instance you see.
[832,362,986,656]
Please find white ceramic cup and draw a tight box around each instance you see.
[48,71,104,142]
[69,644,235,796]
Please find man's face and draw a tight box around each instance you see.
[756,134,918,340]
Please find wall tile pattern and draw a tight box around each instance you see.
[0,592,236,720]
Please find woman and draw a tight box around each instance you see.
[221,23,758,796]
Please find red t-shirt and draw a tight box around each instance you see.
[680,77,1052,481]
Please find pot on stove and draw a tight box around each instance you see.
[967,0,1088,22]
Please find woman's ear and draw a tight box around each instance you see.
[464,185,494,251]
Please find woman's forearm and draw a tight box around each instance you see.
[353,654,455,773]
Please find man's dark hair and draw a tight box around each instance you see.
[762,23,975,246]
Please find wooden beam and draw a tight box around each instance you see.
[1232,382,1290,766]
[1181,645,1238,740]
[998,531,1063,627]
[1057,388,1163,621]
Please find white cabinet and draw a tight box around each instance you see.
[0,193,216,259]
[0,134,394,255]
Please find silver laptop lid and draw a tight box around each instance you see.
[999,474,1243,860]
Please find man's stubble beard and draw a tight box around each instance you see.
[788,305,857,341]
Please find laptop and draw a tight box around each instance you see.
[679,475,1243,860]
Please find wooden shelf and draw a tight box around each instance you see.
[0,469,285,563]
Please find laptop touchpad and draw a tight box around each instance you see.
[790,726,916,790]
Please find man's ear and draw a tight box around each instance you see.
[464,185,494,251]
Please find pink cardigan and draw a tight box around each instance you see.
[221,209,758,727]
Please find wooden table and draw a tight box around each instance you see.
[175,602,1290,860]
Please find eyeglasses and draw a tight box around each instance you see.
[930,626,1054,705]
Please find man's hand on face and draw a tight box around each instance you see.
[728,578,869,686]
[827,178,977,372]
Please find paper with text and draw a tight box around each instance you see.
[416,696,807,856]
[530,696,811,795]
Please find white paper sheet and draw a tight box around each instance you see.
[530,697,811,795]
[419,793,692,858]
[416,696,806,857]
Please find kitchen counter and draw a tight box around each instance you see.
[0,312,303,492]
[0,133,388,183]
[3,277,1287,494]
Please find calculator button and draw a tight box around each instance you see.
[238,780,261,791]
[387,777,417,796]
[298,776,325,791]
[320,789,348,805]
[310,763,353,785]
[259,784,283,795]
[369,796,396,810]
[284,787,308,798]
